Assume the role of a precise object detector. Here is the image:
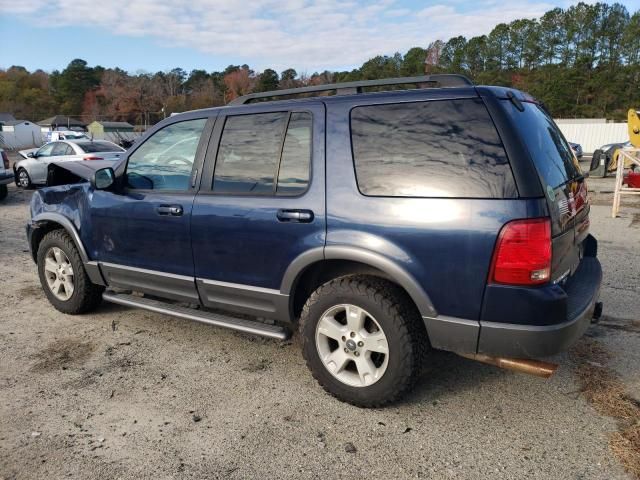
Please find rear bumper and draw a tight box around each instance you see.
[0,169,13,185]
[477,256,602,358]
[423,256,602,359]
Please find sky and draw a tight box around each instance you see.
[1,0,639,75]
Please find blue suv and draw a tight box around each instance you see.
[27,75,602,406]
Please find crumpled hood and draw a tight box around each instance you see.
[46,158,126,186]
[18,148,38,159]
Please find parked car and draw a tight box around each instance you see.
[15,140,125,188]
[568,142,583,159]
[0,148,12,201]
[25,76,603,407]
[45,130,90,142]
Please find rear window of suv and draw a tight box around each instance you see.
[504,101,581,188]
[350,98,516,198]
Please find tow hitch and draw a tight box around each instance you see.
[592,301,604,323]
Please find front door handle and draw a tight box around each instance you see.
[156,205,183,216]
[277,209,314,223]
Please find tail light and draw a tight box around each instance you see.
[489,218,551,286]
[1,151,9,169]
[83,156,103,161]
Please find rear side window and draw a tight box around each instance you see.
[277,113,312,195]
[350,98,516,198]
[51,142,70,156]
[213,112,311,195]
[505,102,581,188]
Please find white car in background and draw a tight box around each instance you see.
[15,140,125,188]
[0,148,12,201]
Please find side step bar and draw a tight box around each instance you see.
[102,292,290,340]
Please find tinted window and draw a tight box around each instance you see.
[506,102,581,188]
[78,142,124,153]
[127,119,206,190]
[351,98,516,198]
[277,113,311,195]
[213,112,312,196]
[213,112,287,194]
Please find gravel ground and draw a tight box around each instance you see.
[1,168,639,479]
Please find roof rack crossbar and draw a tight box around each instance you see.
[229,74,473,105]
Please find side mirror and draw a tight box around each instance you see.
[92,167,115,190]
[27,152,36,158]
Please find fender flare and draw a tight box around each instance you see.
[29,213,105,286]
[280,245,437,317]
[31,213,90,263]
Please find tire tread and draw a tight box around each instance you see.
[37,229,103,314]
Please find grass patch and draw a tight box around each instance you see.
[570,337,640,478]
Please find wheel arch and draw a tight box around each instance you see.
[29,213,105,286]
[282,246,437,321]
[30,213,89,263]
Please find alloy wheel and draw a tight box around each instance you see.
[315,304,389,387]
[43,247,75,301]
[18,170,30,188]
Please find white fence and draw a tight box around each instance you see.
[554,120,628,154]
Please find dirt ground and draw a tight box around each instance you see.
[1,161,639,479]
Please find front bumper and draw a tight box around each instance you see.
[477,257,602,358]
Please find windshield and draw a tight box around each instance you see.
[506,101,582,188]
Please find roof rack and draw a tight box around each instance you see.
[229,74,473,105]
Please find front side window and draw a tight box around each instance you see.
[350,98,516,198]
[127,119,206,190]
[212,111,312,195]
[36,143,56,157]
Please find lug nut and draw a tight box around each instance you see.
[357,341,364,347]
[341,336,346,341]
[344,348,349,353]
[354,351,360,357]
[350,332,356,338]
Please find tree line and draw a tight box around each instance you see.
[0,1,638,126]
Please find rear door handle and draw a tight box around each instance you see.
[156,205,183,216]
[277,209,314,223]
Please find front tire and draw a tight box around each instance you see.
[37,230,104,314]
[300,276,428,407]
[16,168,32,189]
[0,184,7,201]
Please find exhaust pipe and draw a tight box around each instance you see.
[458,353,558,378]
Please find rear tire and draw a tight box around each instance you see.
[37,229,104,314]
[300,275,428,407]
[0,184,7,201]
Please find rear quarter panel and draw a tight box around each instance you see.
[325,93,547,320]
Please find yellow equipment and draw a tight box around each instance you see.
[629,108,640,147]
[610,109,640,171]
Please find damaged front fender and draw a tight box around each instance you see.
[46,159,125,187]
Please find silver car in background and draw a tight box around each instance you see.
[15,140,125,188]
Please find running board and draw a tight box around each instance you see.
[102,292,290,340]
